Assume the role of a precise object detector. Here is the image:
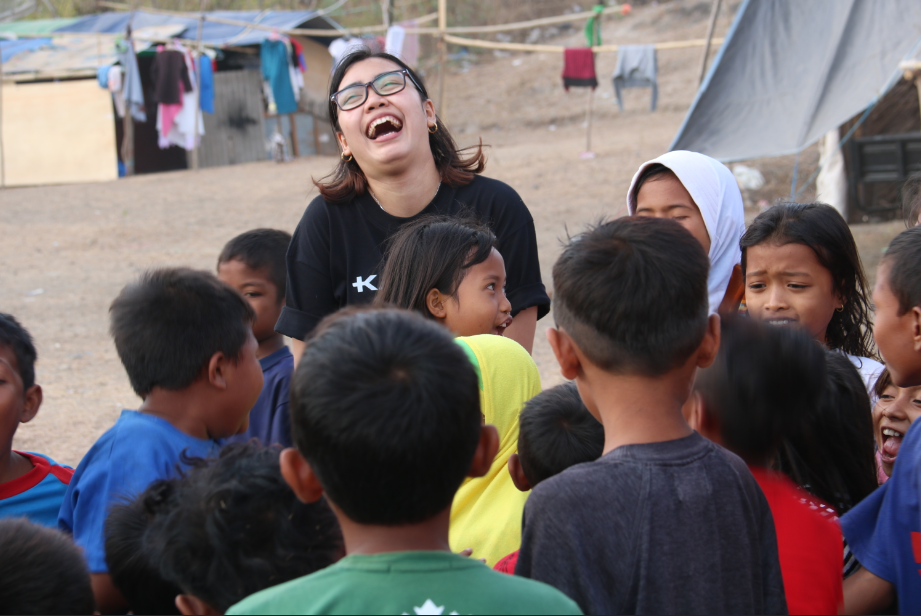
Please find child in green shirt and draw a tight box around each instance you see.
[228,309,581,615]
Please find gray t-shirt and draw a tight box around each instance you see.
[515,432,787,615]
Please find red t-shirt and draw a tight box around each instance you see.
[748,467,843,615]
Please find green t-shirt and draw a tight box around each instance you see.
[227,551,582,615]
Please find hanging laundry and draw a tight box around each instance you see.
[328,37,364,69]
[198,54,214,114]
[96,65,110,88]
[118,41,146,123]
[612,45,658,111]
[157,49,204,150]
[151,48,193,105]
[562,48,598,91]
[107,65,126,118]
[290,37,307,72]
[261,38,298,115]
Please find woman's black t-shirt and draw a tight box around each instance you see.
[276,175,550,340]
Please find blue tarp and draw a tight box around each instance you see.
[0,37,52,63]
[54,9,338,47]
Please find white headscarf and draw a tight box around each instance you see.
[627,150,746,315]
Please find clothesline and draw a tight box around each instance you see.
[443,34,725,54]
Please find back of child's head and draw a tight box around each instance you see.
[291,308,482,526]
[109,267,255,396]
[0,518,95,615]
[695,317,827,465]
[552,216,710,375]
[374,215,496,317]
[776,350,877,514]
[141,442,342,613]
[217,228,292,300]
[740,202,874,357]
[105,481,183,615]
[901,171,921,227]
[517,382,604,485]
[881,225,921,315]
[0,312,37,390]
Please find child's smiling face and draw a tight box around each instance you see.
[438,248,513,338]
[873,381,921,477]
[744,242,843,344]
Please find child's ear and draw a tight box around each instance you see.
[206,351,229,390]
[695,314,721,369]
[911,306,921,351]
[426,289,448,320]
[547,327,582,380]
[468,424,499,478]
[175,594,220,616]
[20,384,42,424]
[280,447,325,504]
[507,453,532,492]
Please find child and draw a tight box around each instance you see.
[0,313,74,528]
[0,518,95,614]
[628,150,747,316]
[693,317,844,614]
[740,202,883,393]
[842,226,921,614]
[901,171,921,227]
[374,216,514,337]
[516,217,785,614]
[871,368,921,481]
[494,382,604,575]
[217,228,295,447]
[59,268,264,613]
[107,442,343,615]
[228,309,581,615]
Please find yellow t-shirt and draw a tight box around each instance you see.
[449,334,542,567]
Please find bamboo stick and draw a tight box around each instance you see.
[443,34,724,53]
[698,0,721,86]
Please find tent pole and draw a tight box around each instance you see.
[697,0,721,86]
[123,8,136,177]
[585,86,594,153]
[190,1,205,171]
[436,0,447,119]
[790,150,800,200]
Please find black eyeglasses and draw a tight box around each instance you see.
[330,69,423,111]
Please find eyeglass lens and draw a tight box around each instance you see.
[336,71,407,110]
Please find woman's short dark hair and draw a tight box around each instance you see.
[740,202,876,359]
[317,49,486,204]
[373,216,496,318]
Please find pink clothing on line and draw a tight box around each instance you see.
[158,81,184,143]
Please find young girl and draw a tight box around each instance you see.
[872,368,921,481]
[740,202,884,392]
[627,150,747,316]
[374,216,513,337]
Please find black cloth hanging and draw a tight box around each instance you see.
[150,49,193,105]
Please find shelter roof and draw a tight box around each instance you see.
[0,17,80,34]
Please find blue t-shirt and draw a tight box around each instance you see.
[58,410,222,572]
[0,451,73,528]
[841,418,921,614]
[226,346,293,448]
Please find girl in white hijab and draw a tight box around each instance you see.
[627,150,747,316]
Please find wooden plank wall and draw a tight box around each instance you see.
[199,69,267,169]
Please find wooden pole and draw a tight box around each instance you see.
[312,111,321,155]
[190,2,205,170]
[381,0,392,29]
[289,113,299,158]
[123,15,135,176]
[698,0,721,86]
[436,0,447,119]
[585,86,594,153]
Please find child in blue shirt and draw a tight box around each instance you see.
[218,228,295,448]
[0,313,73,528]
[58,268,264,613]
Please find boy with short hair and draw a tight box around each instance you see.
[494,381,604,574]
[228,309,581,615]
[517,217,786,614]
[217,228,295,447]
[0,313,74,528]
[842,226,921,614]
[59,268,264,613]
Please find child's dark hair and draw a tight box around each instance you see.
[881,226,921,315]
[740,202,876,358]
[291,308,482,526]
[518,382,604,485]
[109,268,255,397]
[696,317,827,466]
[0,518,95,615]
[318,50,486,204]
[0,313,36,390]
[552,216,710,376]
[874,368,893,398]
[901,171,921,227]
[217,228,292,300]
[105,482,183,615]
[628,163,677,207]
[373,216,497,317]
[140,442,342,613]
[776,351,878,515]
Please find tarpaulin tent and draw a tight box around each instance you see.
[670,0,921,162]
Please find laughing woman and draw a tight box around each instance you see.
[275,50,549,354]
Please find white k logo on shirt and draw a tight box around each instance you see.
[352,275,377,293]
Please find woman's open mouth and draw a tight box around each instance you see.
[366,116,403,140]
[880,427,903,465]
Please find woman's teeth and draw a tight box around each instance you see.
[367,116,402,139]
[766,319,794,326]
[882,428,903,438]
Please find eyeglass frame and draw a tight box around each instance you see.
[329,69,425,112]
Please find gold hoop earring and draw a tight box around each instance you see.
[836,306,844,312]
[341,152,353,162]
[428,122,438,134]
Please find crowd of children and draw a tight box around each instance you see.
[3,65,921,613]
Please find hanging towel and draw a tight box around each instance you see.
[151,49,193,105]
[612,45,658,111]
[96,65,110,88]
[261,39,298,115]
[562,48,597,91]
[198,55,214,114]
[119,42,146,123]
[626,151,746,315]
[107,65,126,118]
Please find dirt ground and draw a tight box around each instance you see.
[1,0,908,465]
